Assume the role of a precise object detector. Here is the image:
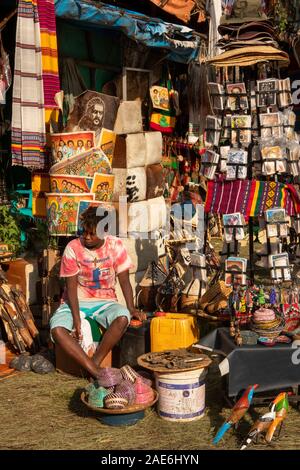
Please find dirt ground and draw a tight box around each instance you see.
[0,358,299,451]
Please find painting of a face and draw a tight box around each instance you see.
[91,103,104,126]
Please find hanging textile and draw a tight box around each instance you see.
[59,57,87,127]
[205,180,299,219]
[11,0,46,169]
[37,0,60,125]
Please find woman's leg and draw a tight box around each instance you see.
[52,326,102,379]
[92,315,128,367]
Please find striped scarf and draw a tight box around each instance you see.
[205,180,300,219]
[11,0,46,170]
[37,0,60,124]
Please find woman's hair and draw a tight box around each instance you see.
[80,205,109,231]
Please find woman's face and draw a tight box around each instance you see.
[82,227,102,249]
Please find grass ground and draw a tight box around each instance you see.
[1,359,299,450]
[1,237,299,450]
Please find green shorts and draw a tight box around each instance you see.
[50,300,130,341]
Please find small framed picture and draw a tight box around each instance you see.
[261,145,286,175]
[205,115,222,147]
[225,257,247,286]
[259,112,283,139]
[257,79,278,107]
[226,83,248,111]
[219,146,230,173]
[201,150,219,180]
[223,213,245,242]
[269,252,291,281]
[208,82,225,111]
[226,148,248,180]
[231,115,251,146]
[278,78,292,108]
[265,208,288,238]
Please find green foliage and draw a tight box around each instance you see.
[274,0,288,34]
[0,205,21,254]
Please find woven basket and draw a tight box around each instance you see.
[206,298,228,314]
[250,317,285,340]
[199,281,232,308]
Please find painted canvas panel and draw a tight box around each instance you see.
[150,85,170,111]
[49,148,112,177]
[76,200,115,233]
[32,173,50,218]
[31,173,50,192]
[91,173,115,201]
[32,194,47,218]
[99,128,116,164]
[64,91,120,146]
[46,193,94,236]
[50,131,95,164]
[49,175,92,193]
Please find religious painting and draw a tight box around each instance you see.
[49,175,92,194]
[50,131,95,165]
[49,148,112,177]
[99,128,116,164]
[31,173,50,218]
[64,91,120,146]
[150,86,170,111]
[91,173,115,202]
[76,200,115,234]
[46,193,94,236]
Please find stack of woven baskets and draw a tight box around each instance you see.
[250,307,284,340]
[198,280,232,318]
[86,365,154,410]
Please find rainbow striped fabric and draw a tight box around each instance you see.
[11,0,60,170]
[11,0,46,169]
[205,180,300,219]
[37,0,60,124]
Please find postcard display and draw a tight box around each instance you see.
[205,70,300,287]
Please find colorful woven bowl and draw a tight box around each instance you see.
[115,380,136,405]
[97,368,122,388]
[104,393,128,409]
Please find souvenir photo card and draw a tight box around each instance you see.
[225,257,247,286]
[205,115,222,147]
[261,145,287,175]
[257,79,278,107]
[259,112,283,139]
[265,208,288,238]
[231,115,251,146]
[208,82,225,111]
[223,213,245,242]
[270,252,291,281]
[219,146,230,173]
[226,148,248,180]
[200,150,219,180]
[226,83,248,111]
[278,78,292,108]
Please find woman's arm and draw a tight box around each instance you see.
[118,270,146,321]
[65,274,82,340]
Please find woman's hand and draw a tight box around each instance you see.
[129,308,147,322]
[71,317,83,342]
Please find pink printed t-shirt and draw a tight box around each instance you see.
[60,236,134,301]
